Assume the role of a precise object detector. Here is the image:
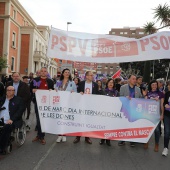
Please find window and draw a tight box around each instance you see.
[39,43,41,51]
[131,32,135,35]
[13,10,16,19]
[11,57,15,71]
[120,32,123,35]
[105,65,108,69]
[112,32,115,34]
[12,32,16,48]
[97,65,102,69]
[42,46,44,53]
[124,32,128,34]
[34,62,37,73]
[110,66,113,69]
[35,40,38,51]
[139,32,144,35]
[59,60,62,64]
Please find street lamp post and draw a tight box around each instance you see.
[152,60,155,79]
[67,22,72,31]
[66,22,73,72]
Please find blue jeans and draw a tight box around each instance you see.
[163,115,170,148]
[155,121,161,144]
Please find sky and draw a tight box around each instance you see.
[18,0,170,34]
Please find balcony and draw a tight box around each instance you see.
[34,51,46,60]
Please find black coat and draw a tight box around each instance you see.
[78,81,99,95]
[6,81,30,105]
[0,82,4,97]
[30,77,54,90]
[164,91,170,117]
[0,96,25,128]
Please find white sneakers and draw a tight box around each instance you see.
[62,136,66,142]
[56,136,67,143]
[162,148,168,156]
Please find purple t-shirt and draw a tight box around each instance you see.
[147,91,164,100]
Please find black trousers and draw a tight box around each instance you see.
[34,101,45,139]
[26,100,31,119]
[0,123,13,150]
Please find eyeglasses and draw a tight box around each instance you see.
[7,90,15,91]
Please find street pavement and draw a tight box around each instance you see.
[0,103,170,170]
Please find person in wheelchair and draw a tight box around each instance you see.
[0,86,25,154]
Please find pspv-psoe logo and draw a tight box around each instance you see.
[91,38,138,58]
[53,96,60,104]
[41,96,47,103]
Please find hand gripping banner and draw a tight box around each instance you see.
[36,90,160,143]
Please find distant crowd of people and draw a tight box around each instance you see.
[0,67,170,157]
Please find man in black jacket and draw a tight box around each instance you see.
[30,67,54,145]
[6,72,30,109]
[0,86,25,154]
[0,81,4,97]
[73,71,98,144]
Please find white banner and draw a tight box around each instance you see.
[36,90,160,143]
[47,27,170,63]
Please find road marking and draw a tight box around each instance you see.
[33,142,56,170]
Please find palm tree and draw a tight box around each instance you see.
[143,22,157,34]
[153,3,170,29]
[143,22,157,83]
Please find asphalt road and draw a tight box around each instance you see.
[0,103,170,170]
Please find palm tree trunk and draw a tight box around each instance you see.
[157,24,170,30]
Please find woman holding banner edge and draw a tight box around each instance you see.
[144,80,164,152]
[99,78,119,146]
[55,68,77,143]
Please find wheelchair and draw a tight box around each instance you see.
[0,118,27,154]
[12,121,27,146]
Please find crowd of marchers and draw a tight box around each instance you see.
[0,67,170,157]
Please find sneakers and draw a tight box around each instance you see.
[56,136,67,143]
[62,136,66,142]
[162,148,168,156]
[154,144,159,152]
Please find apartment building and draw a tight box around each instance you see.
[95,27,148,75]
[0,0,57,76]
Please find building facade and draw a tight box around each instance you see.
[73,62,97,74]
[109,27,148,38]
[0,0,57,76]
[95,27,148,76]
